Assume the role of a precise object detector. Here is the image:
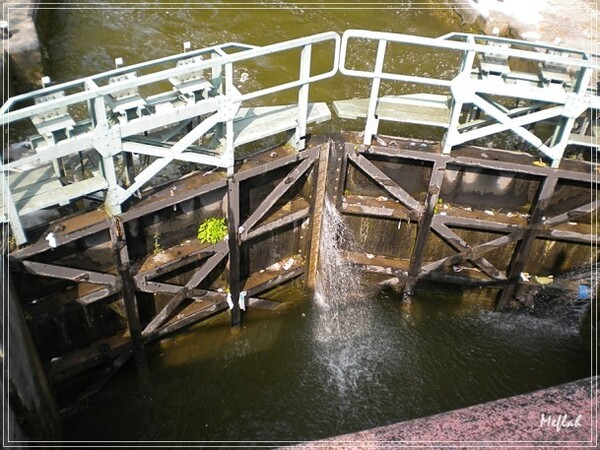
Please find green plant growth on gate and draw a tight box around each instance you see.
[153,232,163,255]
[197,217,228,244]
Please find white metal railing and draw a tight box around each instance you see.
[1,32,340,244]
[3,29,599,246]
[339,29,597,165]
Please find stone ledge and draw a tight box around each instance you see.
[287,377,597,448]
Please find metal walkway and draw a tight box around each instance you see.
[1,30,598,246]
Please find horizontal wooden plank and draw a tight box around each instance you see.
[243,256,304,296]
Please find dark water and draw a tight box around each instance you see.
[65,289,590,442]
[39,2,592,443]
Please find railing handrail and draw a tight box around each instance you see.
[437,31,595,61]
[1,31,340,124]
[339,29,596,87]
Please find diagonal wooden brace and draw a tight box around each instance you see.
[420,229,525,276]
[349,152,424,213]
[142,240,228,337]
[431,218,507,280]
[543,199,600,227]
[20,260,120,287]
[239,157,313,240]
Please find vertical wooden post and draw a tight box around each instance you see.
[109,217,149,378]
[227,177,242,326]
[333,142,350,210]
[307,142,330,289]
[403,161,447,301]
[496,174,559,310]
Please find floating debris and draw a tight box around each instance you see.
[534,275,554,285]
[282,258,295,270]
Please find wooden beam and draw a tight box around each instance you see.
[239,157,313,239]
[141,240,228,337]
[148,298,229,342]
[227,177,242,326]
[121,176,227,224]
[11,220,110,260]
[136,280,208,296]
[431,219,507,280]
[420,230,525,276]
[495,174,559,310]
[242,206,309,242]
[539,229,598,244]
[109,217,148,378]
[362,144,595,184]
[543,199,600,227]
[245,266,304,297]
[307,142,331,289]
[403,161,446,300]
[20,260,120,287]
[234,145,318,182]
[438,215,524,233]
[348,152,424,213]
[134,242,220,283]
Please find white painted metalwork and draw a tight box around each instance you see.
[339,29,598,165]
[1,33,340,244]
[3,29,598,247]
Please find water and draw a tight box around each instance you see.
[37,1,465,141]
[64,202,592,443]
[313,199,370,397]
[39,3,592,443]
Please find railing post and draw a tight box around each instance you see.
[224,62,236,175]
[293,43,312,151]
[443,37,476,154]
[549,65,594,167]
[364,39,387,145]
[90,94,122,215]
[1,168,26,245]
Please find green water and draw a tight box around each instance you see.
[38,0,467,140]
[38,2,592,443]
[65,289,590,442]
